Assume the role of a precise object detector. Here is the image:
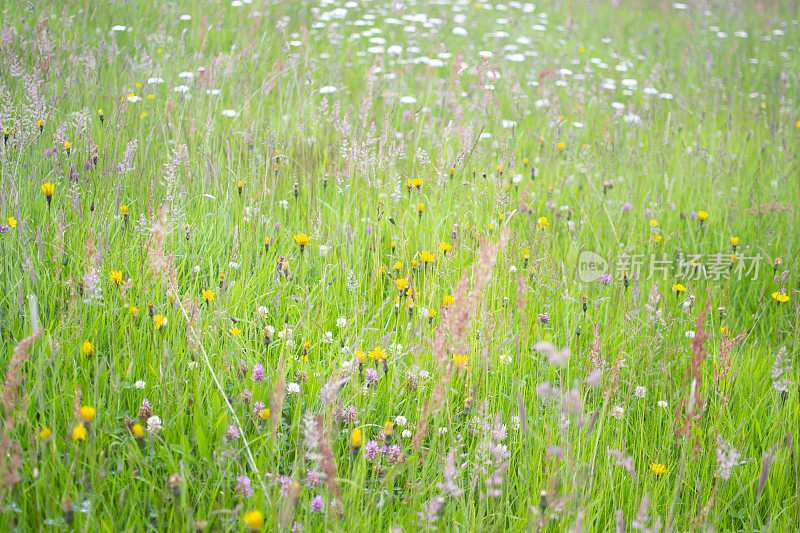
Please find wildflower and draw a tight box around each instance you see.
[634,386,647,398]
[230,327,242,336]
[443,294,454,306]
[252,363,265,382]
[650,463,667,476]
[134,380,146,389]
[294,233,311,252]
[41,182,55,207]
[395,278,409,291]
[453,354,469,370]
[243,509,264,531]
[537,216,549,229]
[350,428,362,448]
[129,306,139,318]
[153,314,166,330]
[417,202,425,218]
[81,341,93,356]
[64,141,71,155]
[419,251,435,264]
[771,291,789,303]
[610,405,624,419]
[225,425,241,442]
[146,415,162,434]
[730,236,739,252]
[286,382,301,394]
[237,180,243,195]
[36,119,45,132]
[98,108,104,123]
[38,427,52,440]
[264,236,271,252]
[7,217,16,229]
[556,142,565,151]
[672,284,687,297]
[697,211,709,223]
[110,270,123,285]
[130,423,146,438]
[202,289,214,304]
[310,495,324,513]
[79,406,96,422]
[651,234,662,244]
[71,424,87,441]
[259,408,270,420]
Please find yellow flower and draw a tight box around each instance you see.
[416,202,425,213]
[41,182,55,198]
[443,295,454,306]
[71,424,87,441]
[651,234,662,244]
[556,142,565,151]
[772,291,790,303]
[147,94,154,100]
[98,108,104,118]
[202,289,214,303]
[36,119,45,129]
[153,314,166,329]
[140,112,147,119]
[650,463,667,476]
[378,265,386,274]
[393,261,403,271]
[294,233,311,249]
[395,278,409,291]
[243,509,264,531]
[383,421,394,436]
[79,406,96,422]
[129,306,139,317]
[131,423,145,438]
[110,270,123,285]
[367,346,387,362]
[259,408,270,420]
[523,247,531,259]
[730,237,739,246]
[7,217,16,229]
[672,283,687,293]
[38,427,52,440]
[120,205,129,215]
[355,350,366,363]
[230,327,242,336]
[407,177,423,189]
[537,216,549,229]
[411,259,418,269]
[438,242,451,253]
[523,157,529,165]
[81,341,93,356]
[453,353,469,369]
[419,251,435,263]
[64,141,71,151]
[649,219,658,227]
[697,211,709,221]
[428,308,437,318]
[350,428,363,448]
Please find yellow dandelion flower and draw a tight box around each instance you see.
[81,341,93,357]
[79,406,95,422]
[71,424,87,441]
[350,428,363,448]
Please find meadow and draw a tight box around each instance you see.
[0,0,799,531]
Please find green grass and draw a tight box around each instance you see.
[1,0,799,531]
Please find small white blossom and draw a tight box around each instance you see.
[401,429,412,438]
[287,382,301,394]
[634,386,646,398]
[146,416,163,434]
[394,415,408,427]
[322,331,334,344]
[657,400,668,408]
[336,317,347,328]
[610,405,625,419]
[134,380,146,390]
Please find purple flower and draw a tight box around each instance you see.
[537,313,550,324]
[365,367,379,384]
[44,146,58,157]
[381,444,404,465]
[644,208,653,218]
[365,224,374,234]
[252,363,265,383]
[235,475,253,497]
[622,202,632,212]
[278,475,294,497]
[364,440,382,461]
[310,494,324,513]
[0,225,10,233]
[306,469,321,488]
[598,273,613,285]
[252,401,265,417]
[225,424,240,442]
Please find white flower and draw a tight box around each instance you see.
[318,244,332,256]
[634,386,646,398]
[322,331,333,344]
[146,416,163,434]
[657,400,668,408]
[336,317,347,328]
[610,405,625,419]
[394,415,408,427]
[418,369,430,380]
[188,361,198,369]
[685,330,696,339]
[257,306,268,318]
[279,200,289,209]
[228,261,240,269]
[286,339,296,350]
[287,382,301,394]
[134,380,146,390]
[319,85,338,94]
[509,265,517,273]
[126,95,142,103]
[221,109,238,118]
[438,427,448,435]
[401,429,412,438]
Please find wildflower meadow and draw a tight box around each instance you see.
[1,0,799,531]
